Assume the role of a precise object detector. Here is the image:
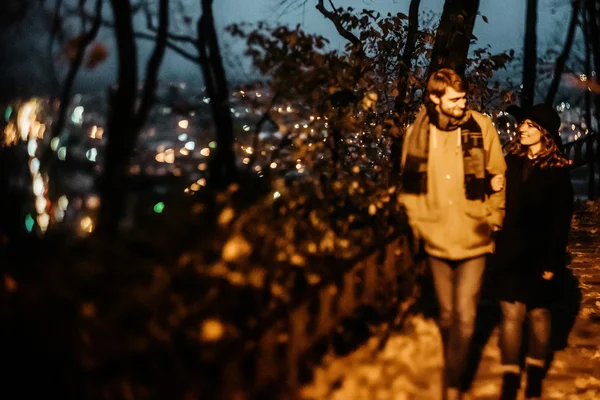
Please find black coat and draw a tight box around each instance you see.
[493,153,574,308]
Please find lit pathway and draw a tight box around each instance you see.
[301,203,600,400]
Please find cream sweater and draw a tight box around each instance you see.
[399,111,506,260]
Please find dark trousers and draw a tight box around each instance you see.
[429,255,486,389]
[499,301,551,368]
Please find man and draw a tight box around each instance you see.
[399,68,506,400]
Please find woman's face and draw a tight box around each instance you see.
[519,119,543,147]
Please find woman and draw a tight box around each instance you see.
[493,103,574,400]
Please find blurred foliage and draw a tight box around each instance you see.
[1,5,517,399]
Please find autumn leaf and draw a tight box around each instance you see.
[80,302,96,319]
[64,34,85,62]
[199,318,225,342]
[222,235,252,262]
[290,253,306,266]
[85,43,109,69]
[4,274,18,292]
[368,204,377,215]
[218,207,235,226]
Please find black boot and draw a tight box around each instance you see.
[499,372,520,400]
[525,365,545,398]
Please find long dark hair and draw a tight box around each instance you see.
[506,119,569,169]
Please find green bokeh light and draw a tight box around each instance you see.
[153,202,165,213]
[5,106,13,122]
[25,214,34,232]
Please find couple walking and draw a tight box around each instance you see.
[399,68,574,400]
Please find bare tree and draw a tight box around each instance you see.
[315,0,362,51]
[197,0,238,188]
[428,0,480,75]
[395,0,421,113]
[124,0,239,188]
[521,0,538,110]
[545,0,581,105]
[48,0,103,150]
[585,0,600,126]
[96,0,169,236]
[584,0,600,196]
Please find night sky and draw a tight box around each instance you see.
[0,0,573,98]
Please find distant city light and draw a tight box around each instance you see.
[71,106,84,125]
[86,148,98,162]
[27,140,37,157]
[58,195,69,211]
[80,216,94,233]
[57,147,67,160]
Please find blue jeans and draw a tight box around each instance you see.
[429,255,486,389]
[499,301,551,369]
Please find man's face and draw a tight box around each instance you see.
[430,87,467,119]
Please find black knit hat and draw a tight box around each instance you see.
[505,103,564,153]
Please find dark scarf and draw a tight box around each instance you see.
[401,105,487,201]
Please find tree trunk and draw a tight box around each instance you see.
[585,0,600,196]
[49,0,103,143]
[96,0,169,237]
[584,4,595,199]
[134,0,169,132]
[428,0,480,75]
[545,0,580,105]
[521,0,538,110]
[96,0,138,237]
[395,0,421,114]
[586,0,600,125]
[197,0,237,188]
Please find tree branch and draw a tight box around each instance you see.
[249,93,279,169]
[141,0,196,44]
[402,0,421,70]
[66,6,200,63]
[50,0,103,143]
[395,0,421,113]
[521,0,537,110]
[48,0,65,52]
[134,31,200,63]
[545,0,581,105]
[315,0,361,48]
[135,0,169,130]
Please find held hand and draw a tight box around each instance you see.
[542,271,554,281]
[490,174,505,192]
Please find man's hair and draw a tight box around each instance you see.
[427,68,467,98]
